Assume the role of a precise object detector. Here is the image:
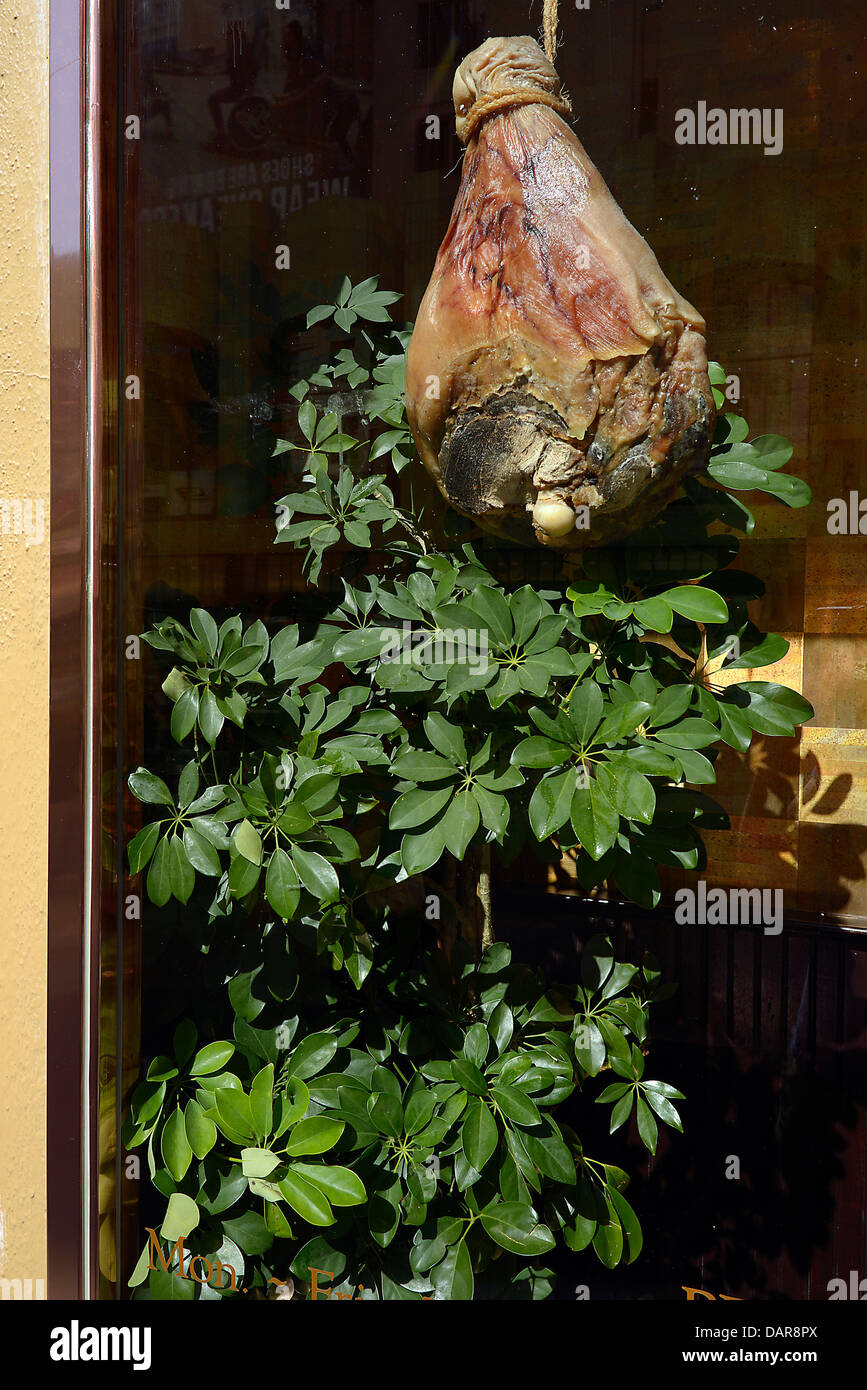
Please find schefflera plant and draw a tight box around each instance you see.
[124,278,813,1299]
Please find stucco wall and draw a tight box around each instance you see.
[0,0,50,1295]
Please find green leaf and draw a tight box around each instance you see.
[462,1022,490,1070]
[465,585,512,645]
[570,781,619,860]
[736,681,813,735]
[451,1059,487,1095]
[177,763,200,814]
[631,597,673,632]
[528,769,576,839]
[250,1063,274,1138]
[608,1091,635,1133]
[649,684,693,728]
[159,1192,200,1245]
[392,750,458,782]
[221,1210,274,1255]
[592,1207,624,1268]
[298,399,317,442]
[265,1203,294,1237]
[275,802,315,835]
[490,1085,540,1127]
[234,819,263,866]
[290,845,340,904]
[656,717,719,749]
[611,849,660,909]
[184,1099,217,1159]
[265,847,301,920]
[368,1092,404,1139]
[171,687,200,743]
[290,1163,366,1207]
[511,736,571,769]
[423,712,467,764]
[167,836,194,905]
[721,632,789,670]
[274,1078,310,1138]
[521,1125,576,1184]
[567,682,604,745]
[190,1041,235,1076]
[283,1117,345,1157]
[660,586,729,624]
[148,1269,196,1300]
[241,1147,280,1178]
[189,607,218,656]
[642,1085,683,1131]
[182,825,221,877]
[749,434,793,470]
[161,1107,193,1182]
[213,1088,256,1142]
[404,1087,439,1136]
[636,1095,659,1153]
[227,838,269,896]
[594,701,652,745]
[400,821,446,875]
[198,688,224,744]
[129,768,174,806]
[670,746,715,785]
[461,1097,499,1172]
[488,1002,514,1055]
[283,1033,337,1081]
[279,1170,335,1226]
[607,1186,643,1263]
[717,701,753,752]
[390,784,454,831]
[305,306,333,333]
[480,1202,556,1256]
[431,1240,474,1300]
[601,767,656,825]
[128,821,160,875]
[441,790,480,858]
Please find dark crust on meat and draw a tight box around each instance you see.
[437,346,715,547]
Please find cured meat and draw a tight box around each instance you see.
[405,35,715,548]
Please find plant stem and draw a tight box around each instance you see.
[456,844,494,960]
[478,843,494,952]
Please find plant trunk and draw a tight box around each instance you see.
[457,844,494,960]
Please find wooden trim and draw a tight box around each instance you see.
[47,0,121,1300]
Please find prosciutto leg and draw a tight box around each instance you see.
[405,35,715,548]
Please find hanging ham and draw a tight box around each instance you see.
[405,35,715,548]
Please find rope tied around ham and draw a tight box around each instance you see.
[457,85,573,146]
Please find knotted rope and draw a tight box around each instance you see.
[460,84,572,144]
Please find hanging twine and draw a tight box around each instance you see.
[543,0,560,62]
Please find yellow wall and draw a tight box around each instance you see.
[0,0,50,1295]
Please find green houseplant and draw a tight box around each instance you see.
[124,278,812,1300]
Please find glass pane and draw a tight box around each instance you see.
[111,0,867,1301]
